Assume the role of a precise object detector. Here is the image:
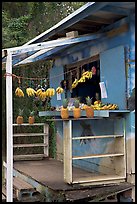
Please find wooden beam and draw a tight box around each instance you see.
[81,16,114,24]
[5,33,105,56]
[6,51,13,202]
[23,2,112,45]
[66,31,78,38]
[63,120,72,184]
[101,5,130,16]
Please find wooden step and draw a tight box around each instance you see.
[72,153,124,160]
[72,135,123,140]
[13,143,48,148]
[13,177,41,202]
[14,154,47,160]
[13,133,48,137]
[2,185,17,201]
[13,177,35,191]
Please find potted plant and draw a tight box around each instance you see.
[73,98,81,119]
[16,108,24,124]
[61,98,69,119]
[28,110,35,124]
[85,96,94,118]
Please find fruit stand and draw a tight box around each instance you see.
[3,2,135,202]
[39,108,130,185]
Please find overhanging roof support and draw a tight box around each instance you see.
[5,33,105,56]
[5,51,13,202]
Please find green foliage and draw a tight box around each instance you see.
[18,108,24,116]
[86,96,92,106]
[2,2,86,48]
[62,98,68,108]
[74,98,80,108]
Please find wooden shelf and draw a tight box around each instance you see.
[13,123,45,126]
[13,154,47,160]
[72,135,123,140]
[13,133,48,137]
[72,153,124,160]
[72,175,126,184]
[13,143,48,148]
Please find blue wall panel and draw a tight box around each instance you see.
[50,65,64,107]
[100,45,126,109]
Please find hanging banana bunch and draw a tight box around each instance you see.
[15,77,24,97]
[15,87,24,97]
[45,88,55,97]
[26,87,36,97]
[36,88,47,100]
[71,78,79,89]
[56,87,64,94]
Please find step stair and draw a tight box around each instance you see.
[3,177,42,202]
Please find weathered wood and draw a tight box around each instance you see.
[72,153,124,160]
[72,175,125,184]
[13,154,47,161]
[13,132,48,137]
[13,123,45,126]
[107,24,128,38]
[13,133,48,137]
[72,134,123,140]
[13,143,48,148]
[13,177,35,191]
[63,120,72,184]
[66,31,78,38]
[5,33,105,55]
[43,124,49,156]
[6,51,13,202]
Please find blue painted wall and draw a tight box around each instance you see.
[49,14,135,175]
[50,16,135,108]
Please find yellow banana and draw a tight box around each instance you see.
[15,87,24,97]
[26,87,36,97]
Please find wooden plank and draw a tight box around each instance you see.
[13,123,45,126]
[72,153,124,160]
[6,50,13,202]
[72,175,126,184]
[13,177,35,191]
[13,133,48,137]
[13,143,48,148]
[43,124,49,156]
[13,154,47,160]
[72,135,123,140]
[107,24,128,38]
[6,33,105,55]
[66,31,78,38]
[63,120,72,184]
[2,185,17,200]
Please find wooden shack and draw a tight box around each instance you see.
[2,2,135,202]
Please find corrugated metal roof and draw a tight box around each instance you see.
[2,2,135,68]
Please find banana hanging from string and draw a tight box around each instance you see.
[45,88,55,97]
[71,78,79,89]
[15,87,24,97]
[36,88,46,100]
[26,87,36,97]
[56,87,64,94]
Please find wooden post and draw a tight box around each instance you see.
[63,120,72,183]
[6,51,13,202]
[43,123,49,156]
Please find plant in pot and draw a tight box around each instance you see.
[85,96,94,118]
[28,110,35,124]
[16,108,24,124]
[73,98,81,119]
[61,98,69,119]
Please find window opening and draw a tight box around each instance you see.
[66,58,101,104]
